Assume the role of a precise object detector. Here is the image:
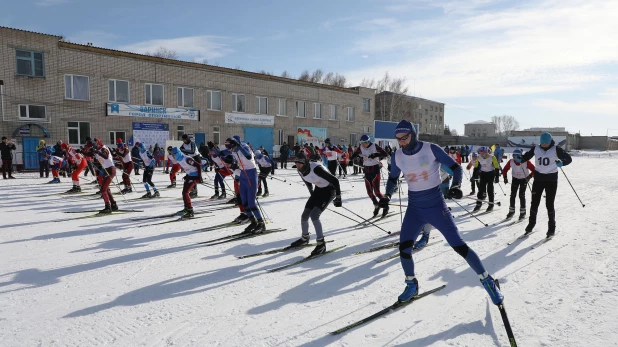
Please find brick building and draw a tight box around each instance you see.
[0,26,375,168]
[464,120,496,137]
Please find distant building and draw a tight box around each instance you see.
[374,92,444,135]
[523,127,567,132]
[464,120,496,137]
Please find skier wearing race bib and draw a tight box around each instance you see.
[114,139,134,194]
[166,146,182,189]
[92,138,118,214]
[138,143,160,199]
[209,142,232,199]
[255,150,274,197]
[62,143,88,194]
[466,152,480,195]
[380,120,504,305]
[472,146,500,212]
[171,147,203,218]
[520,132,572,237]
[321,138,343,175]
[350,134,389,217]
[502,149,535,220]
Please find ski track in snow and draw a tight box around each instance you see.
[0,157,617,346]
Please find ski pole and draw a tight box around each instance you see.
[496,182,507,196]
[450,198,488,227]
[560,167,585,207]
[462,196,501,206]
[341,206,391,235]
[397,178,403,227]
[336,161,354,188]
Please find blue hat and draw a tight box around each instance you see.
[138,142,146,153]
[232,135,242,144]
[395,120,415,136]
[171,147,184,162]
[540,132,552,145]
[359,134,371,144]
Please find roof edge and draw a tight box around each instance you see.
[0,25,63,39]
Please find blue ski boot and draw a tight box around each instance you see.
[414,231,430,249]
[397,276,419,302]
[480,272,504,305]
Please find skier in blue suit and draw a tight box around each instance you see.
[379,120,504,305]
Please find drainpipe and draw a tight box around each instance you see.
[0,80,4,121]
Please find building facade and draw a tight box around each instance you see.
[464,120,496,137]
[374,92,444,135]
[0,26,375,168]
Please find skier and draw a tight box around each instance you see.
[180,134,199,198]
[62,143,88,193]
[337,146,349,178]
[448,146,462,164]
[255,150,274,197]
[170,147,203,217]
[166,146,182,189]
[208,143,231,199]
[91,138,118,214]
[350,134,389,217]
[290,152,342,255]
[502,149,535,220]
[138,142,160,199]
[223,154,250,224]
[320,138,343,175]
[494,144,504,165]
[520,132,572,237]
[47,146,63,183]
[131,143,141,175]
[379,120,503,305]
[472,146,500,212]
[114,139,134,194]
[466,152,480,195]
[225,136,265,233]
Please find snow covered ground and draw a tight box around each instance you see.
[1,157,617,347]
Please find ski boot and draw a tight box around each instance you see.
[167,181,176,189]
[111,202,119,212]
[506,208,515,219]
[468,191,476,196]
[120,187,132,195]
[414,231,430,249]
[189,191,198,199]
[227,197,237,205]
[233,213,247,224]
[310,238,326,255]
[290,235,310,247]
[243,217,258,234]
[252,219,266,234]
[480,273,504,305]
[210,191,220,199]
[373,204,380,217]
[398,276,419,302]
[219,191,227,199]
[472,203,481,212]
[547,212,556,238]
[141,191,152,199]
[518,208,526,220]
[257,187,262,196]
[176,208,194,218]
[48,178,60,184]
[262,190,269,197]
[485,203,494,212]
[524,212,537,235]
[152,190,160,198]
[381,204,389,218]
[99,204,112,215]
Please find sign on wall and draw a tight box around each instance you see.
[132,122,170,149]
[296,127,327,147]
[107,103,199,121]
[224,112,274,126]
[507,136,566,148]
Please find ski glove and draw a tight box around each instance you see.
[555,160,563,168]
[494,176,499,184]
[447,185,463,199]
[503,177,508,184]
[378,195,391,208]
[368,153,380,159]
[333,195,342,207]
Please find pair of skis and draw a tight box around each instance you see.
[197,228,287,246]
[236,240,335,259]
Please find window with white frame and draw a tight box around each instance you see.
[313,103,322,119]
[329,104,337,120]
[64,75,90,101]
[207,90,222,110]
[296,101,306,118]
[108,79,129,103]
[16,50,44,77]
[177,125,185,140]
[362,98,371,112]
[177,87,194,108]
[350,133,358,146]
[277,98,287,116]
[232,93,245,112]
[278,129,284,145]
[256,96,268,114]
[362,126,370,133]
[68,121,90,145]
[109,131,126,145]
[145,83,164,106]
[213,126,220,145]
[346,107,355,122]
[18,104,47,120]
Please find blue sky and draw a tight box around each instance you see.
[2,0,618,136]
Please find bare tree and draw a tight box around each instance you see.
[298,70,311,81]
[146,47,178,59]
[451,128,459,136]
[491,115,520,136]
[201,58,209,65]
[257,70,273,75]
[371,72,411,122]
[330,73,347,87]
[310,69,324,83]
[491,115,502,135]
[323,72,335,85]
[281,70,291,78]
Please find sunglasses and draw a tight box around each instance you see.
[395,133,412,142]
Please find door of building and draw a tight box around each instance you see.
[243,127,274,153]
[194,133,206,146]
[22,137,40,170]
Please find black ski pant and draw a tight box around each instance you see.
[143,167,155,188]
[327,160,338,176]
[1,159,13,178]
[258,167,270,192]
[338,163,347,176]
[475,171,495,208]
[39,160,49,178]
[280,157,288,169]
[509,178,527,211]
[527,180,558,232]
[301,186,335,240]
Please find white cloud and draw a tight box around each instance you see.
[345,0,618,99]
[36,0,68,6]
[118,36,238,61]
[534,97,618,115]
[361,55,369,59]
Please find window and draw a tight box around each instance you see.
[109,131,126,145]
[277,98,287,116]
[213,126,220,145]
[256,96,268,114]
[425,109,428,114]
[145,83,164,106]
[278,129,284,145]
[207,90,222,111]
[177,125,185,140]
[177,87,194,108]
[64,75,89,101]
[346,107,355,122]
[313,103,322,119]
[19,104,46,120]
[329,104,337,120]
[430,106,433,111]
[350,133,358,146]
[232,93,246,112]
[362,126,370,133]
[296,101,306,118]
[108,79,129,103]
[16,50,44,77]
[362,98,371,112]
[67,122,90,145]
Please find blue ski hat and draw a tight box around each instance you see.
[232,135,242,144]
[540,132,552,145]
[395,120,417,149]
[513,149,523,163]
[359,134,371,144]
[138,142,146,153]
[171,147,184,162]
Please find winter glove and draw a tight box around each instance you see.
[494,176,499,184]
[526,175,532,183]
[333,195,342,207]
[446,185,463,199]
[555,160,563,168]
[503,177,508,184]
[378,195,391,208]
[368,153,380,159]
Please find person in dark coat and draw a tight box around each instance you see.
[0,136,17,179]
[131,142,142,175]
[279,142,289,169]
[37,139,50,178]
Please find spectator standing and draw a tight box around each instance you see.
[37,139,50,178]
[0,136,17,179]
[279,142,289,169]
